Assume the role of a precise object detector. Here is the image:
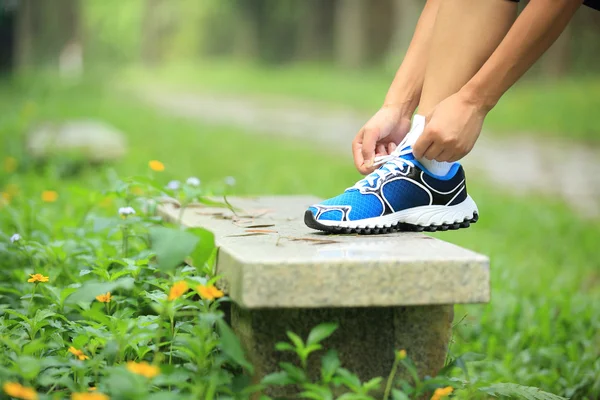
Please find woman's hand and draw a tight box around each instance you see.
[352,105,412,175]
[413,91,488,163]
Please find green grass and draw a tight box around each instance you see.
[1,77,599,398]
[124,61,600,143]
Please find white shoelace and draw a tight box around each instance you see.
[352,147,414,189]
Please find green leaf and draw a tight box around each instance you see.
[65,278,134,305]
[335,368,362,392]
[106,367,141,396]
[392,390,410,400]
[279,362,307,383]
[304,343,323,356]
[93,217,120,232]
[363,377,383,393]
[440,352,485,378]
[275,342,296,352]
[286,331,305,350]
[147,393,187,400]
[188,227,215,268]
[15,356,41,380]
[216,319,254,373]
[60,287,78,305]
[479,383,569,400]
[261,371,293,386]
[300,383,334,400]
[149,227,199,271]
[321,349,341,383]
[307,323,338,346]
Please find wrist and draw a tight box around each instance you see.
[383,74,422,118]
[460,79,498,113]
[382,91,420,119]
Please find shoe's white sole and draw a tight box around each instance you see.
[305,195,479,234]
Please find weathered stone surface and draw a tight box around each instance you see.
[232,304,453,398]
[159,196,490,308]
[26,120,127,162]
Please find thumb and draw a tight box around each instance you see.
[413,127,433,159]
[361,127,379,168]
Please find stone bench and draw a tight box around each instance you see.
[160,195,489,396]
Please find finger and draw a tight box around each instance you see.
[436,149,454,163]
[448,153,464,163]
[413,133,434,159]
[361,127,380,169]
[376,143,386,157]
[387,142,397,154]
[353,140,374,175]
[352,131,365,171]
[423,142,444,161]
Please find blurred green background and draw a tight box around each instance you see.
[1,0,599,398]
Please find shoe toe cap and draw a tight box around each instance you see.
[307,205,345,222]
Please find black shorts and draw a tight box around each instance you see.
[509,0,599,11]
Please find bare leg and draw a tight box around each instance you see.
[418,0,518,115]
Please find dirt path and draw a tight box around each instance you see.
[139,88,600,217]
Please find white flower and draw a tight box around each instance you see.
[224,176,236,186]
[166,180,181,190]
[186,177,201,187]
[10,233,21,243]
[118,206,136,217]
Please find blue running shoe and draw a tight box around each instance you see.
[304,147,479,234]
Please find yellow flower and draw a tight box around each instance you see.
[96,292,112,303]
[88,387,97,391]
[72,392,109,400]
[431,386,454,400]
[2,382,38,400]
[126,361,160,378]
[148,160,165,172]
[41,190,58,202]
[197,284,224,301]
[27,274,49,283]
[397,349,407,360]
[4,157,17,173]
[68,346,90,361]
[168,281,188,301]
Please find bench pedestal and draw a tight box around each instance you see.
[233,304,453,397]
[160,196,489,397]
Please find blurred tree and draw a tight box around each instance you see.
[387,0,423,67]
[232,0,262,60]
[334,0,369,68]
[333,0,395,68]
[366,0,394,63]
[0,0,17,72]
[14,0,81,70]
[83,0,144,66]
[14,0,33,69]
[141,0,178,66]
[295,0,334,61]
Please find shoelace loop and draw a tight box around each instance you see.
[352,147,414,189]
